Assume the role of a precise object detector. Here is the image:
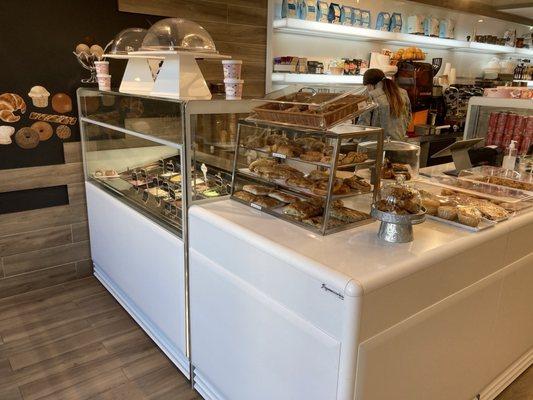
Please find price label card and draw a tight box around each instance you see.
[272,152,286,159]
[250,203,262,210]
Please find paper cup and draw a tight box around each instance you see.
[224,78,244,100]
[97,74,111,91]
[94,61,109,75]
[222,60,243,79]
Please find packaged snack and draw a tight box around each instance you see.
[407,15,424,34]
[360,10,371,28]
[341,6,355,26]
[439,18,455,39]
[389,13,402,32]
[353,8,362,26]
[317,1,329,22]
[304,0,317,21]
[298,0,307,19]
[282,0,298,18]
[376,12,390,31]
[328,3,342,24]
[423,16,439,37]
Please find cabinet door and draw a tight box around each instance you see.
[355,272,501,400]
[86,183,187,369]
[190,249,341,400]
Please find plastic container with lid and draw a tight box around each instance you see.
[358,138,420,180]
[140,18,218,54]
[107,28,147,54]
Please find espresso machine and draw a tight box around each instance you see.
[395,61,434,111]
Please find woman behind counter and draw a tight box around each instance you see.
[358,68,412,141]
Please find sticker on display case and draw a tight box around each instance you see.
[272,152,287,159]
[250,203,262,210]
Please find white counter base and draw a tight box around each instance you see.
[85,182,189,377]
[189,199,532,400]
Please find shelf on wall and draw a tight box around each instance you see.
[273,18,533,56]
[271,73,364,84]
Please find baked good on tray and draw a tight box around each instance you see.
[300,151,323,162]
[285,176,314,189]
[331,206,370,223]
[249,158,277,173]
[312,178,343,196]
[282,201,323,219]
[243,184,273,196]
[307,170,329,182]
[344,175,371,192]
[437,206,458,221]
[253,196,282,208]
[233,191,258,203]
[456,206,482,227]
[268,191,300,203]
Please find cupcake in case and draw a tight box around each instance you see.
[28,86,51,108]
[224,78,244,100]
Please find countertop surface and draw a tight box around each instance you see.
[191,165,533,294]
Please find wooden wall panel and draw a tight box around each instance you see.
[0,142,92,299]
[118,0,268,97]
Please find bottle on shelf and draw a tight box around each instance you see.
[502,140,518,170]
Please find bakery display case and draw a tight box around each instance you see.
[78,88,251,237]
[77,87,252,376]
[230,119,384,235]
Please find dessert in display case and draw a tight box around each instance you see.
[358,138,420,181]
[371,175,426,243]
[229,86,382,235]
[77,87,252,374]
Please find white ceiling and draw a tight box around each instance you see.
[498,6,533,20]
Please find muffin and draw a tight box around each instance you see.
[437,206,457,221]
[457,206,482,227]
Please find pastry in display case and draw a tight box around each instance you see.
[230,119,384,235]
[370,175,426,243]
[78,88,253,236]
[358,138,420,181]
[249,84,376,130]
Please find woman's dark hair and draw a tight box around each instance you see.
[363,68,405,118]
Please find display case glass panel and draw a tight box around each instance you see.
[78,88,253,237]
[230,119,383,235]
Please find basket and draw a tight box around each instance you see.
[252,94,371,130]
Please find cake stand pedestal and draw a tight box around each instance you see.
[370,206,426,243]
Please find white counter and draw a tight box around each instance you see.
[188,178,533,400]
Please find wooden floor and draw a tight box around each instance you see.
[0,276,530,400]
[0,277,200,400]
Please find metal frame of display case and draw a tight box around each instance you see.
[77,88,253,379]
[230,119,384,235]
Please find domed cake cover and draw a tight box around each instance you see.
[108,28,148,54]
[141,18,218,53]
[377,175,422,214]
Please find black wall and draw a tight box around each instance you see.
[0,0,158,170]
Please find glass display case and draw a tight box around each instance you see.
[77,88,253,237]
[230,119,384,235]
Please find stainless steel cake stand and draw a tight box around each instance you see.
[370,206,426,243]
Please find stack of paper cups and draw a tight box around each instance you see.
[449,68,456,85]
[222,60,243,99]
[95,61,111,91]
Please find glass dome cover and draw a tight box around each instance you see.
[375,175,422,215]
[140,18,218,53]
[108,28,147,54]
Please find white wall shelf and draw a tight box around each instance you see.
[271,72,364,85]
[273,18,533,57]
